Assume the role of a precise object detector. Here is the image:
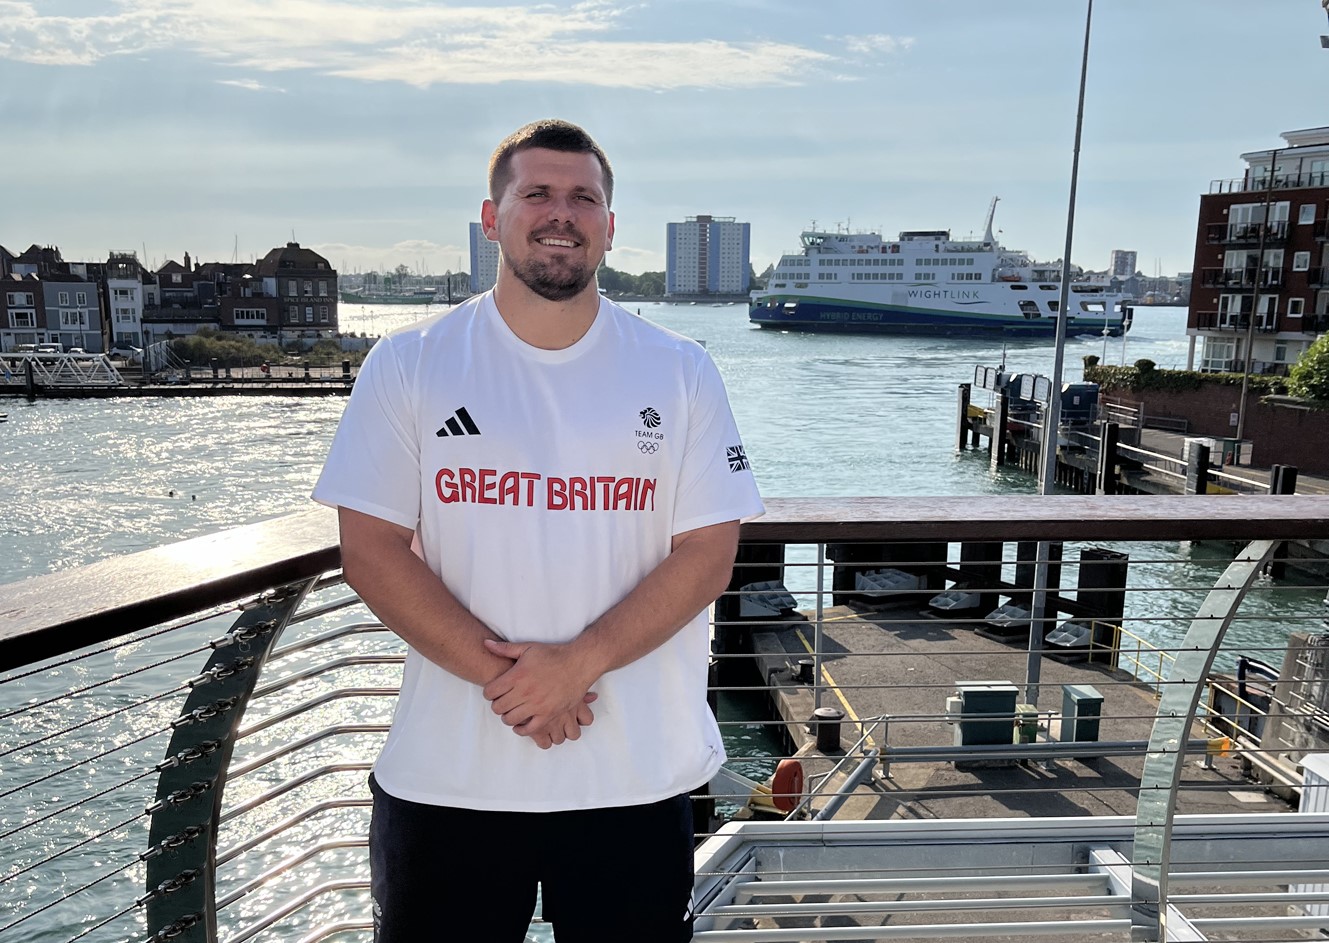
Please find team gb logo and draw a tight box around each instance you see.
[639,407,662,429]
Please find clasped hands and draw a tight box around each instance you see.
[482,638,598,750]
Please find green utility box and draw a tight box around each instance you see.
[955,681,1019,746]
[1061,683,1103,743]
[1015,704,1040,744]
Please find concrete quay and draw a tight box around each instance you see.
[741,601,1291,824]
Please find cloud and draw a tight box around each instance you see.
[0,0,834,89]
[216,78,284,93]
[842,34,916,56]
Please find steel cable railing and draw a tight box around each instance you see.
[3,502,1329,942]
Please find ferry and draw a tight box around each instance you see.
[750,199,1131,338]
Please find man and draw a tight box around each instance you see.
[313,118,764,942]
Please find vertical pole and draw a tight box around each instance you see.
[1268,465,1298,580]
[990,392,1010,471]
[956,383,971,452]
[1185,442,1211,495]
[1030,0,1094,708]
[1097,421,1120,494]
[814,545,826,711]
[1236,149,1280,450]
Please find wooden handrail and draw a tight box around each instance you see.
[3,495,1329,672]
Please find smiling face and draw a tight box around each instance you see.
[482,147,615,303]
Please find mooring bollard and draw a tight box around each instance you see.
[797,658,815,685]
[813,705,845,753]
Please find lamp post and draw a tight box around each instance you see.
[1234,149,1280,452]
[1027,0,1094,708]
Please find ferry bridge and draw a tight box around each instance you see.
[2,495,1329,942]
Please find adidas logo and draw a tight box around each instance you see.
[436,407,481,437]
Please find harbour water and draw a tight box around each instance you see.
[0,301,1191,585]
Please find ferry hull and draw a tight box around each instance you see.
[749,297,1128,338]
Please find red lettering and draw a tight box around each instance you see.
[638,478,656,511]
[613,477,635,510]
[435,468,458,504]
[547,476,568,510]
[478,468,497,505]
[521,472,540,506]
[570,476,589,510]
[498,471,521,505]
[459,467,478,503]
[596,476,615,509]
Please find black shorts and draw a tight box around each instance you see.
[368,775,695,943]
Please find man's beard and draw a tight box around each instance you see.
[508,226,598,302]
[510,253,596,302]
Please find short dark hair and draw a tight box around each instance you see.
[488,119,614,207]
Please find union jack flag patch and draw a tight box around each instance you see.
[726,445,750,473]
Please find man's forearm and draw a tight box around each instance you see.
[339,509,513,687]
[484,521,740,732]
[572,521,739,679]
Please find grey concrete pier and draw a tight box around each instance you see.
[742,601,1291,825]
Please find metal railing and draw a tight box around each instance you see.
[1204,221,1290,244]
[1198,267,1285,290]
[3,499,1329,942]
[1209,172,1329,194]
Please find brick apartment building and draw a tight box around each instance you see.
[1189,127,1329,374]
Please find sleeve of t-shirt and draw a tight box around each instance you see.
[671,351,765,536]
[310,336,422,531]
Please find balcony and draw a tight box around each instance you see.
[1316,219,1328,241]
[4,499,1329,941]
[1301,313,1329,334]
[1309,267,1328,288]
[1198,266,1285,290]
[1209,171,1329,194]
[1204,221,1289,245]
[1192,310,1256,331]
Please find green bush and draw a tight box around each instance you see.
[1084,362,1288,396]
[169,328,281,368]
[1288,333,1329,401]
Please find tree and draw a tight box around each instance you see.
[1288,332,1329,401]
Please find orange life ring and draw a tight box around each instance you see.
[771,758,805,813]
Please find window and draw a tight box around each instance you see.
[319,306,329,322]
[58,291,69,305]
[304,306,314,323]
[1202,338,1235,372]
[318,280,327,296]
[303,281,313,296]
[288,305,299,322]
[288,281,298,296]
[60,310,87,328]
[1293,252,1311,272]
[6,292,33,306]
[76,292,86,305]
[1300,204,1317,225]
[1274,342,1288,362]
[1288,298,1305,317]
[10,312,35,328]
[172,273,182,284]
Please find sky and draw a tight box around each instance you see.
[1,0,1326,279]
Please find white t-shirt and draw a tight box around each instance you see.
[312,292,764,811]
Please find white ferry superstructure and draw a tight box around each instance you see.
[750,201,1130,338]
